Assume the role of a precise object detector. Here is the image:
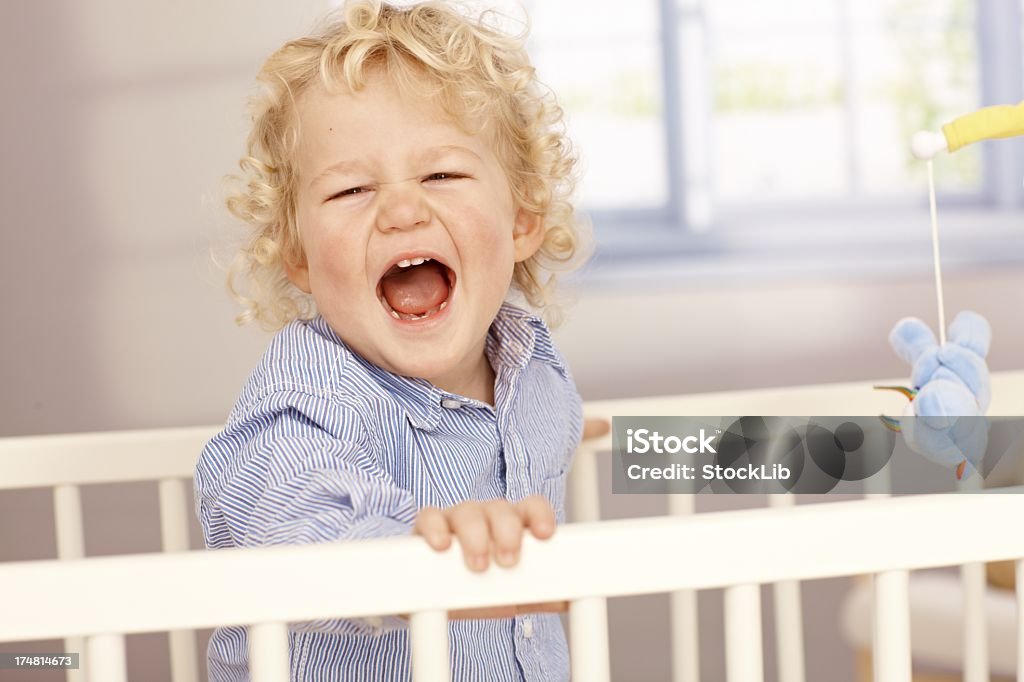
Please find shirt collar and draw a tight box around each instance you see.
[486,302,568,377]
[309,304,567,432]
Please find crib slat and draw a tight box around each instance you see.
[961,561,989,682]
[54,484,87,682]
[956,474,989,682]
[872,570,911,682]
[168,630,198,682]
[724,584,764,682]
[158,478,190,552]
[569,597,611,682]
[670,590,699,682]
[409,610,449,682]
[158,478,199,682]
[773,580,805,682]
[668,495,700,682]
[249,622,290,682]
[568,445,601,523]
[86,634,126,682]
[768,495,805,682]
[567,444,614,682]
[65,637,87,682]
[54,484,85,559]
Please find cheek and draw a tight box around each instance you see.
[303,226,365,298]
[457,202,517,257]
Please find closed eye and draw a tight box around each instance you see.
[423,172,467,183]
[325,186,371,202]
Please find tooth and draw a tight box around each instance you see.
[423,257,432,262]
[439,301,447,310]
[397,259,411,268]
[410,257,425,265]
[390,310,400,319]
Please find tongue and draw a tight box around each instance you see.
[381,263,449,315]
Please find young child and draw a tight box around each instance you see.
[194,1,588,679]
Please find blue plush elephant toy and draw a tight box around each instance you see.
[879,310,991,479]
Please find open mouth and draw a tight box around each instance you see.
[376,256,456,322]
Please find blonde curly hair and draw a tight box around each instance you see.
[225,0,585,329]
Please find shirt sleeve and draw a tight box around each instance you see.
[196,404,418,636]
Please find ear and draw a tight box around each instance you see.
[284,254,312,294]
[512,208,544,262]
[948,310,991,358]
[889,317,937,365]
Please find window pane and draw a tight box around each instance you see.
[708,0,981,206]
[526,1,669,211]
[708,1,847,202]
[851,0,980,195]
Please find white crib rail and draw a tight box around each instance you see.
[0,426,215,489]
[5,371,1024,680]
[0,426,216,682]
[572,371,1024,682]
[2,491,1023,681]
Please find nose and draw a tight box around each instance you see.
[374,180,430,233]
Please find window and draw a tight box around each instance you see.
[518,0,1024,268]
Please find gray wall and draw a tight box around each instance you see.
[2,1,1023,680]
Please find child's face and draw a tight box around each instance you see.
[286,70,542,395]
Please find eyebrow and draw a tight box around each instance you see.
[308,145,483,189]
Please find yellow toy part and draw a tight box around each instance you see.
[944,101,1024,151]
[910,101,1024,159]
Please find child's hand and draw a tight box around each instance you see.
[414,495,555,572]
[409,425,601,621]
[582,417,610,441]
[411,495,563,622]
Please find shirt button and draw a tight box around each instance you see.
[440,398,462,409]
[522,618,534,639]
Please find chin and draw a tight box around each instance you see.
[379,345,471,383]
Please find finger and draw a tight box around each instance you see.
[582,417,610,441]
[413,507,451,551]
[448,503,491,572]
[485,501,524,568]
[518,495,556,540]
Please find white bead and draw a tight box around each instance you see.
[910,130,948,160]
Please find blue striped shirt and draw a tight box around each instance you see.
[195,303,582,681]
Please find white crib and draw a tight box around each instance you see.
[2,372,1023,682]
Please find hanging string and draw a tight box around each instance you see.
[926,159,947,345]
